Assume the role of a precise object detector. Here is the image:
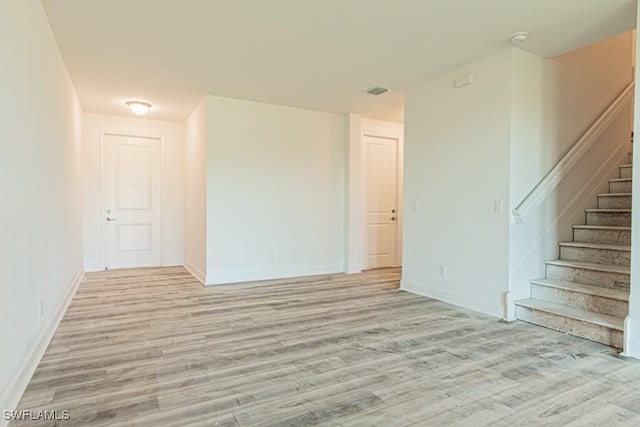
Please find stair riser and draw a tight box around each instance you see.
[586,212,631,227]
[610,181,632,193]
[515,305,622,348]
[598,196,632,209]
[620,166,632,178]
[530,284,628,318]
[559,246,630,267]
[545,264,630,290]
[573,228,631,245]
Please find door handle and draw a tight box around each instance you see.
[106,217,117,222]
[391,216,396,221]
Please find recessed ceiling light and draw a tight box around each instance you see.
[510,32,528,44]
[364,86,389,96]
[126,101,151,115]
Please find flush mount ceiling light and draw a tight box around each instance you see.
[510,32,529,44]
[364,86,389,96]
[126,101,151,115]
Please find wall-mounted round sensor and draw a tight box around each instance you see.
[511,32,529,44]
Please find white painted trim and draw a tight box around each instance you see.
[0,269,84,420]
[400,278,501,319]
[184,260,206,284]
[347,118,404,273]
[205,265,342,285]
[361,132,403,269]
[98,130,105,269]
[624,23,640,361]
[160,136,167,267]
[362,128,402,140]
[503,290,515,322]
[345,114,363,274]
[512,82,635,224]
[622,315,640,358]
[84,262,102,272]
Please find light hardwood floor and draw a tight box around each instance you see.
[10,267,640,426]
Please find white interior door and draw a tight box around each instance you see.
[102,134,162,269]
[363,135,398,269]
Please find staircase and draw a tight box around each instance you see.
[515,152,632,348]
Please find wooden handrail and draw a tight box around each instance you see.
[512,82,635,224]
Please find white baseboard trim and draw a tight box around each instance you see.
[162,258,184,267]
[84,262,102,272]
[183,260,206,284]
[86,259,184,272]
[502,290,516,322]
[619,352,640,359]
[205,265,342,286]
[0,269,84,424]
[622,316,640,360]
[400,278,502,319]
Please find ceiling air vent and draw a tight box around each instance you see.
[364,86,389,96]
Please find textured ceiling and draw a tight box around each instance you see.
[41,0,637,122]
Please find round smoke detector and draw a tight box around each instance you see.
[511,32,529,44]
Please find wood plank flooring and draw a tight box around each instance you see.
[10,267,640,426]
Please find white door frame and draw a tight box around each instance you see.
[361,128,404,269]
[344,116,404,274]
[99,131,167,269]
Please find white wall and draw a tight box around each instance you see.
[0,0,83,417]
[626,13,640,358]
[510,33,632,208]
[204,95,346,284]
[509,35,633,319]
[184,98,208,282]
[82,114,185,271]
[402,31,634,321]
[554,32,633,154]
[510,50,557,204]
[402,49,513,318]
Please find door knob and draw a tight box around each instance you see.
[106,217,117,222]
[391,216,396,221]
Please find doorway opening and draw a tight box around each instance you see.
[101,133,164,270]
[363,134,399,268]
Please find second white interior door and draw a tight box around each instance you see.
[364,135,398,269]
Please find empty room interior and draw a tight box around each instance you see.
[5,0,640,425]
